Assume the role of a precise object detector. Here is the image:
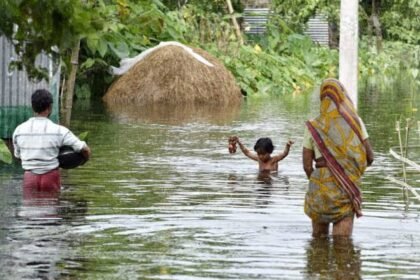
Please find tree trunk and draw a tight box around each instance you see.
[226,0,244,45]
[61,39,80,127]
[339,0,359,108]
[371,0,383,52]
[328,22,339,49]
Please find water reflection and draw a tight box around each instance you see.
[306,237,361,280]
[256,171,290,186]
[226,171,292,208]
[0,179,89,280]
[257,170,274,185]
[104,102,241,125]
[1,78,419,279]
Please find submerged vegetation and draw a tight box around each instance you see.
[0,0,418,99]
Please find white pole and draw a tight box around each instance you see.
[339,0,359,108]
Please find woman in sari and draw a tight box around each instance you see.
[302,78,374,237]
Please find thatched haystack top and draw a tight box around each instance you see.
[103,42,242,106]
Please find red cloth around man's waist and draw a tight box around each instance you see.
[23,169,61,193]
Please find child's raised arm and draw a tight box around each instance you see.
[272,140,294,162]
[236,137,259,161]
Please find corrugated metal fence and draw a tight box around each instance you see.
[243,9,329,47]
[243,8,270,34]
[304,14,329,46]
[0,36,60,138]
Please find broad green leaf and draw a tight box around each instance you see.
[97,38,108,58]
[79,132,89,142]
[109,42,130,59]
[0,140,12,164]
[81,58,96,70]
[86,34,99,53]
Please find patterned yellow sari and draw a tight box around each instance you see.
[304,79,368,223]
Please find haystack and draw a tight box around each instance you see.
[103,43,243,106]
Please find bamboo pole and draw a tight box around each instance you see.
[418,121,420,139]
[396,121,407,182]
[389,147,420,171]
[404,118,410,161]
[226,0,244,45]
[386,176,420,202]
[62,39,81,127]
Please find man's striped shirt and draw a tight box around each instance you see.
[13,117,86,174]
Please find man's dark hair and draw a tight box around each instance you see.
[31,89,53,113]
[254,138,274,154]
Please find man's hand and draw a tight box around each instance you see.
[81,146,92,160]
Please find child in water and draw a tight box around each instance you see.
[229,136,294,172]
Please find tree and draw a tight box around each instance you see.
[0,1,98,80]
[0,0,180,125]
[380,0,420,44]
[360,0,383,51]
[0,0,101,126]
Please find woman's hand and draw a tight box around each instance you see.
[303,147,315,179]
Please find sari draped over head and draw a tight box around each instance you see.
[305,78,367,221]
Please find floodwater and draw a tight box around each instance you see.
[0,78,419,279]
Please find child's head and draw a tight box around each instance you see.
[254,138,274,161]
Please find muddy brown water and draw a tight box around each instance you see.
[1,79,419,279]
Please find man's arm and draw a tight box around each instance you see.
[62,130,91,160]
[12,131,20,159]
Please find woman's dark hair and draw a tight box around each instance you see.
[254,138,274,154]
[31,89,53,113]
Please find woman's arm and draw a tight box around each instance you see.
[363,139,374,166]
[303,147,315,179]
[237,139,259,161]
[359,118,374,166]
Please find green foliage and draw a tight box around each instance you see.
[208,38,337,96]
[77,0,187,96]
[359,39,420,85]
[80,1,339,97]
[177,4,237,46]
[0,0,99,80]
[210,10,338,97]
[272,0,419,45]
[1,0,418,100]
[271,0,339,32]
[161,0,243,13]
[381,0,420,44]
[76,1,246,96]
[359,0,420,45]
[0,140,12,164]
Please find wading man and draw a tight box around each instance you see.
[12,89,91,193]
